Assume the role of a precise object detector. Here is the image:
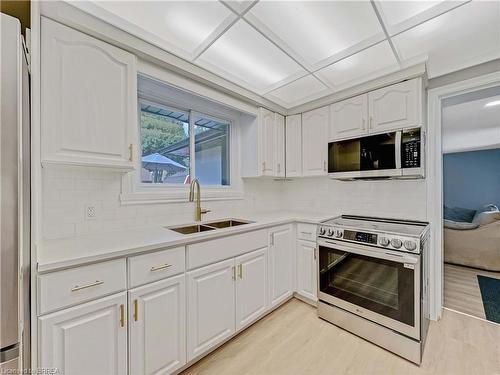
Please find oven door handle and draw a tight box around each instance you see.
[318,239,419,264]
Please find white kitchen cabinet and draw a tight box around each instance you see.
[187,259,235,361]
[129,275,186,375]
[268,225,293,307]
[329,94,368,141]
[235,248,268,330]
[302,106,329,176]
[275,113,286,178]
[39,292,127,375]
[285,114,302,177]
[368,78,422,133]
[41,17,137,170]
[296,240,318,302]
[259,107,277,176]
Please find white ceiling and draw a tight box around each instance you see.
[83,0,500,109]
[442,87,500,153]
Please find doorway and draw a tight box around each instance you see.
[441,85,500,324]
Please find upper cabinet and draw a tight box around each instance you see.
[329,94,368,141]
[41,18,137,170]
[368,79,422,134]
[242,108,285,178]
[285,114,302,177]
[302,106,328,176]
[329,78,423,141]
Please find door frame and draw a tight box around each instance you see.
[427,71,500,320]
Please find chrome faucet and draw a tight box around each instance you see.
[189,178,210,221]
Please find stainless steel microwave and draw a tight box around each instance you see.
[328,128,424,179]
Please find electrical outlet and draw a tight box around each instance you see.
[85,205,97,220]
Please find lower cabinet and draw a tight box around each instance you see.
[38,292,128,375]
[187,259,236,361]
[187,248,269,361]
[296,240,318,302]
[235,248,268,330]
[129,275,186,375]
[268,225,293,307]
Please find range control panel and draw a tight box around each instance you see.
[317,225,421,254]
[343,230,377,245]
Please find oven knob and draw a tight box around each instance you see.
[319,227,326,235]
[391,239,402,249]
[379,237,390,247]
[404,240,417,251]
[335,230,343,238]
[327,228,334,237]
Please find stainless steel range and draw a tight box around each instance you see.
[316,215,430,364]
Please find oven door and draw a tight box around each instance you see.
[317,239,420,340]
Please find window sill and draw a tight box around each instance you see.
[119,187,244,205]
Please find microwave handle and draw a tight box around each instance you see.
[395,131,402,169]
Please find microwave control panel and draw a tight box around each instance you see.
[402,129,421,168]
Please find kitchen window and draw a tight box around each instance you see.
[120,74,242,204]
[139,100,230,186]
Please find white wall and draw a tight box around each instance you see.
[41,168,285,240]
[280,178,428,221]
[42,166,427,240]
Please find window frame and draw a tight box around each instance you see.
[120,78,243,205]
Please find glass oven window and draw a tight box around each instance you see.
[319,246,415,326]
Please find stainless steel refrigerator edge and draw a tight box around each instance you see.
[1,12,31,370]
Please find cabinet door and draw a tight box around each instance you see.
[285,114,302,177]
[187,259,235,361]
[268,226,293,307]
[129,275,186,375]
[39,293,127,375]
[259,108,276,176]
[41,17,137,170]
[296,240,318,302]
[275,114,286,178]
[235,248,268,330]
[368,79,421,133]
[329,94,368,140]
[302,106,328,176]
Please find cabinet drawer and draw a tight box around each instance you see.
[128,247,185,288]
[297,223,317,241]
[38,259,126,315]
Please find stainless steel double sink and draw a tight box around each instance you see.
[168,219,253,235]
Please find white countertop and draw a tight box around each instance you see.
[37,210,333,273]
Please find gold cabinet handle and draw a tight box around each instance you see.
[128,144,133,162]
[262,161,266,172]
[369,116,373,129]
[238,264,243,279]
[362,118,366,130]
[323,161,327,172]
[71,280,103,292]
[133,299,138,322]
[119,304,125,327]
[277,163,281,173]
[150,264,172,272]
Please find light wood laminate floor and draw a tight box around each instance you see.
[444,263,500,320]
[182,299,500,375]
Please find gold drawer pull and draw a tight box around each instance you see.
[150,263,172,272]
[70,280,103,292]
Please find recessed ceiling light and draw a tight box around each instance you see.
[484,100,500,108]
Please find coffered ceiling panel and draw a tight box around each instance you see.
[374,1,468,35]
[264,75,330,108]
[316,42,399,91]
[246,0,385,70]
[392,1,500,78]
[196,20,307,94]
[93,0,236,60]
